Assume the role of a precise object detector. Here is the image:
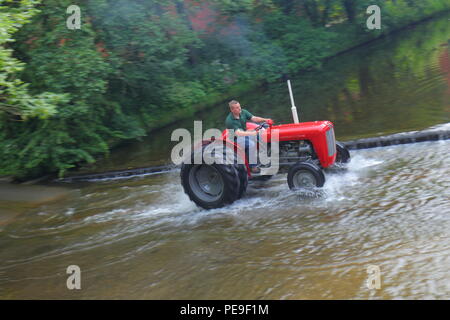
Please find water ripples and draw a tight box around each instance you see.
[0,139,449,298]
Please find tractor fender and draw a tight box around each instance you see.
[192,138,250,175]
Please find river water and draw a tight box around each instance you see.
[1,14,450,299]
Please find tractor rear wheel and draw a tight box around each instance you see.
[287,161,325,190]
[181,163,241,209]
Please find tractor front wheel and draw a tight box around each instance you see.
[287,162,325,190]
[336,141,350,164]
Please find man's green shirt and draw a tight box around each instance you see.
[225,109,253,131]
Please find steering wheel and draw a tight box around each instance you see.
[254,122,270,131]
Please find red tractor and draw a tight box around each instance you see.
[180,81,350,209]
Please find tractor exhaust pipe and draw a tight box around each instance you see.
[287,80,299,124]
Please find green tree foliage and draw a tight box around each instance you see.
[0,0,67,120]
[1,0,132,179]
[1,0,449,180]
[85,0,203,127]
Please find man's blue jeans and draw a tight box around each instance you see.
[236,136,258,167]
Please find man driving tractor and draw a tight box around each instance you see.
[225,100,272,173]
[181,82,349,210]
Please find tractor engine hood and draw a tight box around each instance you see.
[263,121,334,142]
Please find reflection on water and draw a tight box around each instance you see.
[0,184,69,229]
[1,14,450,300]
[0,140,449,299]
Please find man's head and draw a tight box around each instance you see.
[229,100,241,117]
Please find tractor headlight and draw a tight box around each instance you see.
[326,127,336,157]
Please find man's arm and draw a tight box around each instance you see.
[251,116,270,123]
[234,129,257,137]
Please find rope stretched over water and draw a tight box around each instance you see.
[57,128,450,182]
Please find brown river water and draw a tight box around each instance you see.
[0,14,450,299]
